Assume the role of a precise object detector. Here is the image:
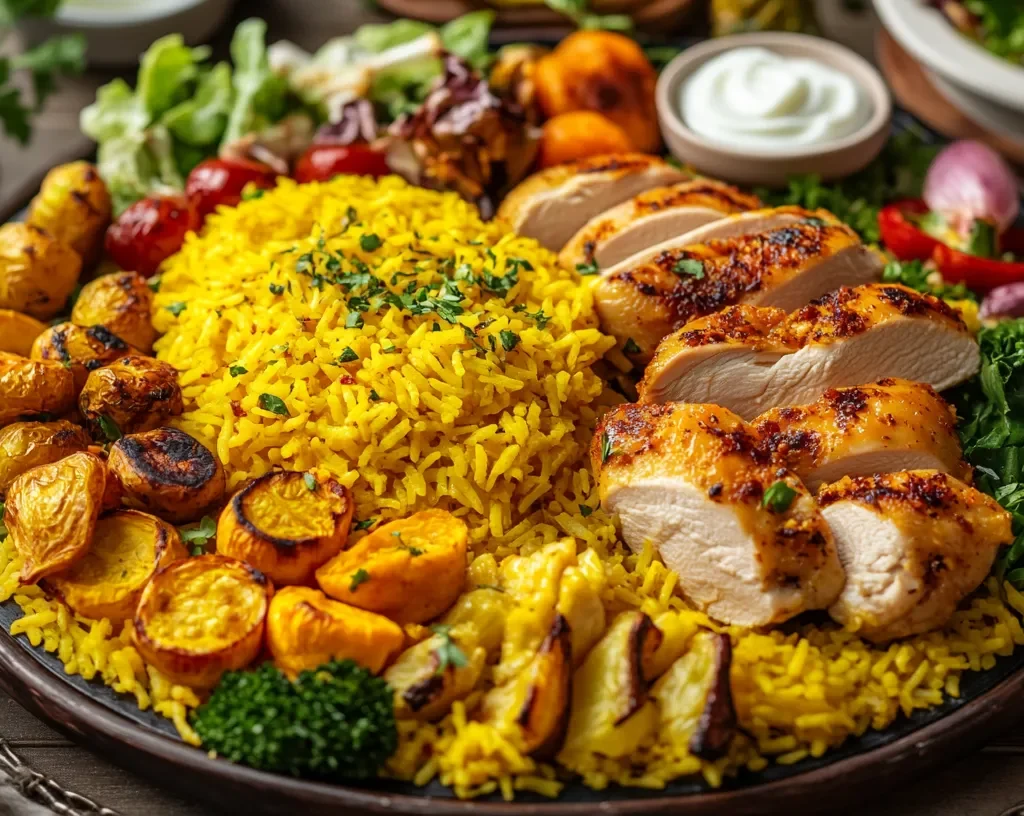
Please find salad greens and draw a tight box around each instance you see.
[881,258,978,303]
[935,0,1024,65]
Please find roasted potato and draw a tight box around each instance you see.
[5,451,109,584]
[0,420,91,495]
[78,355,183,440]
[47,510,187,625]
[0,352,76,426]
[0,309,47,356]
[267,586,404,678]
[71,272,157,352]
[316,509,467,624]
[0,223,82,320]
[217,471,352,586]
[31,322,134,393]
[27,161,112,266]
[133,554,272,688]
[108,427,225,523]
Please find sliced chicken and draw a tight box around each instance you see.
[557,179,761,273]
[819,470,1011,642]
[496,153,688,251]
[595,220,883,361]
[593,401,843,627]
[753,379,971,492]
[640,284,980,419]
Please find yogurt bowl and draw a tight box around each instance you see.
[656,32,892,187]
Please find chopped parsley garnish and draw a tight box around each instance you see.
[337,347,359,364]
[575,260,600,276]
[180,516,217,557]
[803,216,827,227]
[430,624,468,675]
[147,276,162,293]
[349,568,371,592]
[96,414,121,442]
[762,481,798,513]
[303,472,317,491]
[360,233,382,252]
[270,343,289,354]
[499,329,519,352]
[166,301,187,317]
[345,312,364,329]
[228,364,247,377]
[354,518,377,531]
[579,504,593,517]
[599,431,617,464]
[481,265,519,298]
[513,304,550,329]
[269,283,285,295]
[258,394,289,416]
[622,337,642,355]
[369,389,381,402]
[672,258,705,279]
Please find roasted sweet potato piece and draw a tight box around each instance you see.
[267,586,404,678]
[5,451,108,584]
[0,351,76,426]
[108,427,226,523]
[78,355,183,440]
[133,554,272,688]
[316,509,467,624]
[31,322,134,393]
[0,421,90,495]
[47,510,187,624]
[0,309,46,356]
[71,272,156,352]
[217,471,352,586]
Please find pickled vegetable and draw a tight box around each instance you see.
[0,223,82,319]
[27,161,112,266]
[0,310,47,357]
[71,272,157,352]
[78,355,183,440]
[0,352,76,426]
[0,420,91,495]
[31,322,133,393]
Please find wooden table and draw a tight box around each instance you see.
[2,2,1024,814]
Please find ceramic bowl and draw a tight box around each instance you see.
[656,32,892,188]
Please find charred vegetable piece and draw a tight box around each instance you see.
[71,272,157,353]
[217,471,353,586]
[0,310,47,357]
[31,322,134,393]
[108,428,225,524]
[267,586,404,678]
[0,421,91,495]
[47,510,187,625]
[27,161,112,266]
[104,195,201,279]
[555,548,607,666]
[0,223,82,320]
[0,352,76,426]
[5,452,109,585]
[440,583,510,655]
[133,554,272,688]
[316,509,467,624]
[78,355,183,440]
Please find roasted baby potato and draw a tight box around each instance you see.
[217,471,353,586]
[78,355,183,440]
[71,272,157,352]
[267,586,404,678]
[0,223,82,320]
[133,554,272,688]
[47,510,187,625]
[5,451,109,584]
[31,322,133,393]
[27,161,112,266]
[108,427,225,523]
[316,509,468,624]
[0,420,91,495]
[0,351,76,426]
[0,309,46,356]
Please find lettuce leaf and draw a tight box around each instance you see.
[162,62,233,147]
[97,125,183,214]
[353,19,434,52]
[223,18,289,145]
[80,77,148,142]
[137,34,210,118]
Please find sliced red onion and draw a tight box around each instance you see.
[923,140,1020,234]
[981,282,1024,319]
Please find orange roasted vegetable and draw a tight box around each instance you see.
[47,510,187,625]
[0,223,82,320]
[0,420,91,495]
[27,161,111,266]
[71,272,157,352]
[0,310,46,356]
[5,451,108,584]
[538,112,633,169]
[316,509,468,624]
[534,31,660,153]
[31,322,134,393]
[267,586,404,678]
[0,352,76,426]
[133,554,272,688]
[78,355,183,440]
[217,471,353,586]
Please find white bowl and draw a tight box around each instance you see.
[874,0,1024,114]
[19,0,236,67]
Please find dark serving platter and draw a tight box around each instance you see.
[3,107,1023,816]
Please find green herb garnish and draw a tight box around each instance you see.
[180,515,217,556]
[166,301,187,317]
[360,233,382,252]
[96,414,122,442]
[303,472,317,491]
[349,568,370,592]
[579,504,593,517]
[672,258,705,279]
[269,283,285,295]
[575,260,600,276]
[599,431,617,464]
[430,624,468,674]
[622,337,642,355]
[258,393,289,416]
[762,481,798,513]
[345,312,364,329]
[337,347,359,364]
[229,364,247,377]
[499,329,519,352]
[354,518,377,531]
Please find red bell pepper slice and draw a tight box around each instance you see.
[878,200,942,261]
[933,243,1024,290]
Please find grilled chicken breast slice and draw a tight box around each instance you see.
[557,180,761,273]
[595,220,883,361]
[640,284,980,419]
[593,402,843,627]
[753,379,970,492]
[497,154,688,251]
[819,471,1011,642]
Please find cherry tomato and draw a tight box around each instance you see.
[293,144,390,184]
[186,158,278,219]
[104,195,201,278]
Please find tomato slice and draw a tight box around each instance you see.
[186,158,278,219]
[293,144,390,184]
[104,195,201,278]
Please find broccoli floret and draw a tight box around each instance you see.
[192,659,397,781]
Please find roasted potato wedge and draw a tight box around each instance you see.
[0,420,91,495]
[71,272,157,352]
[31,322,133,393]
[5,451,108,584]
[0,309,47,356]
[267,586,404,678]
[47,510,187,625]
[441,585,510,655]
[78,355,183,440]
[108,427,225,523]
[133,554,272,688]
[316,509,467,624]
[0,352,76,426]
[217,471,352,586]
[27,161,111,266]
[0,223,82,320]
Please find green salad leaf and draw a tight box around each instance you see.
[353,18,434,52]
[881,258,978,303]
[223,18,288,145]
[136,35,209,118]
[162,61,233,147]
